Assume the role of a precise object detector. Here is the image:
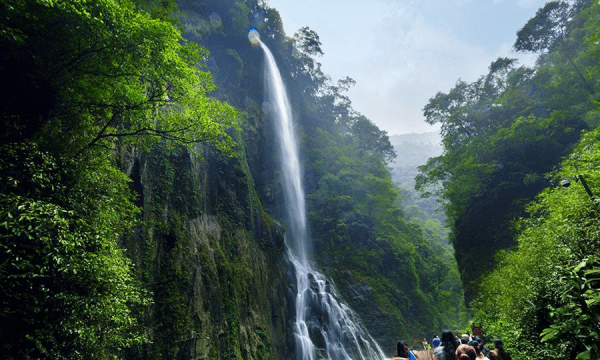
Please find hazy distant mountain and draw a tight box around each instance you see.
[389,131,442,168]
[388,131,445,223]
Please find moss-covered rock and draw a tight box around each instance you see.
[119,141,295,359]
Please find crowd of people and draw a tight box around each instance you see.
[391,330,511,360]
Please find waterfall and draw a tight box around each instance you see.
[254,30,387,360]
[260,42,309,265]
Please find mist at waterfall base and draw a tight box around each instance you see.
[253,29,387,360]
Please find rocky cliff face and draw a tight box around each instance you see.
[334,271,396,352]
[118,136,296,359]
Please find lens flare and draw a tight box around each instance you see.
[248,28,260,46]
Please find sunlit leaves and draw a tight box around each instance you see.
[473,128,600,359]
[1,0,238,157]
[0,0,241,357]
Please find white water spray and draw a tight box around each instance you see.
[261,42,309,265]
[257,34,387,360]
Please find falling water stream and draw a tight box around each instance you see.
[254,30,387,360]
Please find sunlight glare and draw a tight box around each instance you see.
[248,28,260,45]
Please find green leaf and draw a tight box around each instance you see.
[540,325,560,342]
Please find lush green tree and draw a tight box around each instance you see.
[347,115,396,163]
[0,0,237,357]
[417,0,598,302]
[473,128,600,360]
[513,0,571,53]
[0,143,148,359]
[293,26,324,57]
[0,0,237,155]
[514,0,595,94]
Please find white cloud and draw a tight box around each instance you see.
[267,0,549,134]
[343,3,493,134]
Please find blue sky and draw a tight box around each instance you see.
[265,0,548,135]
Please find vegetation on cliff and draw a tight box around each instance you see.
[417,0,598,298]
[1,0,470,358]
[474,129,600,359]
[415,0,600,357]
[181,0,469,344]
[0,0,236,358]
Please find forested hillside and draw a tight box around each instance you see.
[4,0,598,359]
[416,0,600,358]
[0,0,467,358]
[388,132,452,292]
[179,0,468,346]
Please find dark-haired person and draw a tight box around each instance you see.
[474,336,490,357]
[391,340,409,360]
[434,330,457,360]
[488,339,511,360]
[468,340,489,360]
[456,344,477,360]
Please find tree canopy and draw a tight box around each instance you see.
[473,128,600,359]
[416,0,599,303]
[0,0,237,358]
[0,0,237,155]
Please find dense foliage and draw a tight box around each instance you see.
[0,0,236,358]
[416,0,599,301]
[305,123,466,338]
[180,0,468,344]
[1,0,469,357]
[415,0,600,358]
[473,129,600,359]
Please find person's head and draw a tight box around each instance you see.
[441,330,455,345]
[493,339,503,350]
[440,330,456,355]
[467,340,481,355]
[456,344,477,360]
[397,340,408,357]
